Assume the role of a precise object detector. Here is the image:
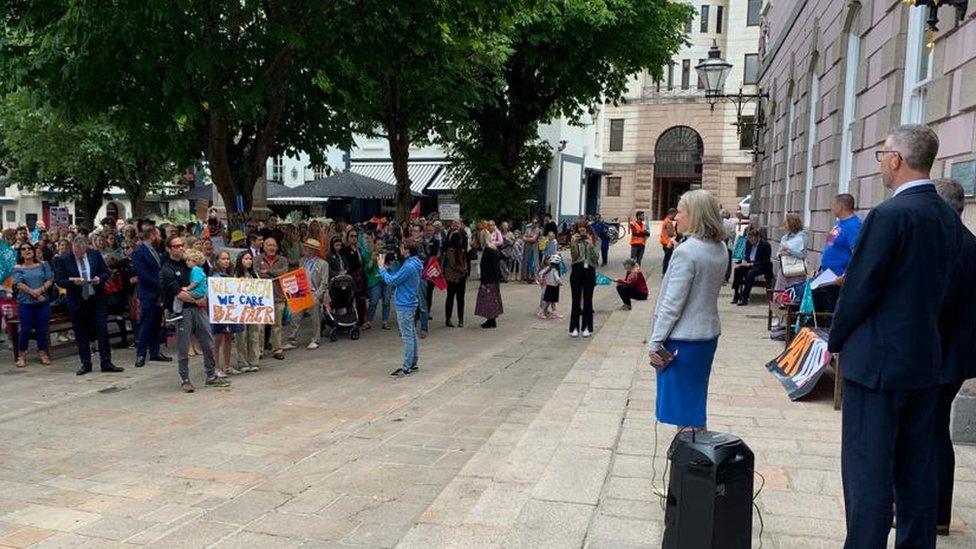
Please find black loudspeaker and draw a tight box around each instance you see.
[662,431,755,549]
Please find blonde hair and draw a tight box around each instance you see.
[678,190,724,243]
[477,229,496,250]
[183,249,206,266]
[785,213,804,234]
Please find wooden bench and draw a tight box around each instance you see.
[6,307,132,360]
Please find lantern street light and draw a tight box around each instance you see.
[903,0,969,34]
[695,41,768,158]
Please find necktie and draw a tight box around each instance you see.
[79,257,93,299]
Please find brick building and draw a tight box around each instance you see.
[753,0,976,266]
[600,0,763,220]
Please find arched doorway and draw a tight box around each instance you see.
[653,126,703,219]
[106,201,125,222]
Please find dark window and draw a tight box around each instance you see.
[739,115,756,149]
[747,0,761,26]
[606,177,622,197]
[736,177,752,197]
[653,75,661,93]
[744,54,760,85]
[271,156,284,182]
[716,6,724,33]
[685,14,693,34]
[667,63,675,90]
[697,58,705,89]
[700,6,709,33]
[681,60,691,90]
[609,119,625,152]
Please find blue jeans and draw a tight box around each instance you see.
[367,282,391,324]
[396,305,419,371]
[18,301,51,351]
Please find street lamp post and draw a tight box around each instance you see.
[695,41,769,159]
[903,0,969,34]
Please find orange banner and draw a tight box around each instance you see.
[278,268,315,314]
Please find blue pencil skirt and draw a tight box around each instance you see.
[655,338,719,428]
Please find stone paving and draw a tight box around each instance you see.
[0,238,974,548]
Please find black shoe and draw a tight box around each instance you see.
[101,364,124,373]
[76,365,92,376]
[736,300,748,306]
[389,367,410,377]
[135,356,146,368]
[481,319,496,329]
[730,297,740,304]
[458,320,464,328]
[409,364,419,372]
[150,353,172,362]
[445,320,455,328]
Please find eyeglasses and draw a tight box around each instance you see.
[169,243,184,249]
[19,247,32,252]
[875,150,901,162]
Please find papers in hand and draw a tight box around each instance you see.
[810,269,838,290]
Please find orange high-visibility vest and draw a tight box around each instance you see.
[630,219,647,246]
[659,217,675,246]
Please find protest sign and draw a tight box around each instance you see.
[278,268,315,313]
[438,202,461,221]
[208,277,275,324]
[765,327,832,400]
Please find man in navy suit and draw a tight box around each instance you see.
[131,226,172,368]
[54,236,124,376]
[730,228,772,305]
[829,125,963,548]
[933,178,976,536]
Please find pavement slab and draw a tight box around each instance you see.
[2,239,975,548]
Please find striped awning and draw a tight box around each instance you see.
[427,166,468,192]
[349,161,448,194]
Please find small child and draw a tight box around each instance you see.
[537,254,563,320]
[167,249,208,323]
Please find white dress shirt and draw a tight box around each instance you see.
[892,178,934,197]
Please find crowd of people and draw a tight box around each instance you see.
[645,124,976,547]
[2,210,631,388]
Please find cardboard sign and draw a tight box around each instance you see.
[278,268,315,313]
[438,202,461,221]
[208,277,275,324]
[765,327,832,400]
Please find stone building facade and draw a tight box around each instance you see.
[600,0,763,220]
[753,0,976,266]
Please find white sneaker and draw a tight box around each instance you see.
[282,342,297,351]
[570,329,579,338]
[582,329,591,338]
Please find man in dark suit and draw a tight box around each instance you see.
[730,228,772,305]
[131,226,172,368]
[829,125,963,548]
[933,178,976,536]
[54,236,124,376]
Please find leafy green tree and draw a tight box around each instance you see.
[449,0,691,220]
[325,0,510,220]
[0,92,116,228]
[1,1,352,222]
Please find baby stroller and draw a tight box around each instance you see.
[322,274,361,341]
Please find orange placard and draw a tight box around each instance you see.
[278,268,315,314]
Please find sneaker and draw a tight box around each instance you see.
[226,367,242,375]
[181,381,195,393]
[382,322,391,330]
[307,342,320,350]
[205,376,231,387]
[215,370,227,379]
[282,342,297,351]
[570,329,579,338]
[419,331,427,339]
[582,329,591,338]
[620,304,632,310]
[409,364,419,372]
[389,367,410,377]
[537,312,547,320]
[165,313,183,323]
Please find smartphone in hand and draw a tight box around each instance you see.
[652,347,678,372]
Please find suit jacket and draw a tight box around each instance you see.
[829,184,963,390]
[131,242,162,300]
[254,253,289,303]
[743,239,772,272]
[305,256,330,305]
[939,227,976,384]
[54,250,110,310]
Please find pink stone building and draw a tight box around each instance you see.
[753,0,976,266]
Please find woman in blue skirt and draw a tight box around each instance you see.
[648,190,728,429]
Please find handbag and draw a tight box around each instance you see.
[781,255,807,278]
[732,235,747,262]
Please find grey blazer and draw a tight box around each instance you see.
[648,237,727,352]
[305,257,330,305]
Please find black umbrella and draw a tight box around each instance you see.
[184,182,290,201]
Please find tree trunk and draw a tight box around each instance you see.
[78,193,104,231]
[389,132,413,222]
[125,186,148,220]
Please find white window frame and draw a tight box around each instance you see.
[784,100,795,215]
[901,8,933,124]
[838,31,860,194]
[271,156,284,182]
[803,74,820,226]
